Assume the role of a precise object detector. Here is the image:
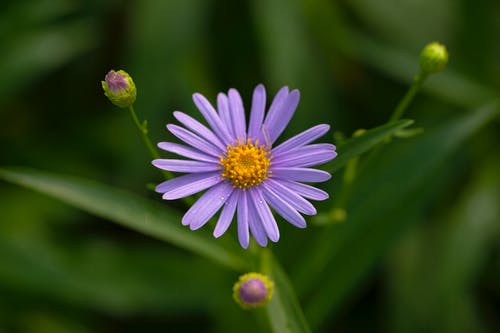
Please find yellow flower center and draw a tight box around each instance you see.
[220,139,271,189]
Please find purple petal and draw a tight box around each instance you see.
[155,172,221,200]
[271,167,331,183]
[237,190,250,249]
[272,144,337,168]
[247,192,268,246]
[247,84,266,139]
[264,179,316,215]
[228,88,247,139]
[192,93,233,144]
[249,187,280,242]
[152,159,217,173]
[158,142,219,163]
[167,124,223,157]
[261,184,306,228]
[213,191,239,238]
[217,93,234,138]
[256,86,288,144]
[263,89,300,144]
[277,180,329,201]
[182,181,234,229]
[272,124,330,157]
[173,111,226,151]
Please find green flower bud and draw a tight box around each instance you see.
[419,42,448,74]
[102,69,136,108]
[233,272,274,309]
[330,207,347,223]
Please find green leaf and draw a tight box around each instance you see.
[325,119,414,173]
[0,237,226,315]
[0,189,229,316]
[387,156,500,333]
[260,250,311,333]
[294,100,499,329]
[0,167,248,271]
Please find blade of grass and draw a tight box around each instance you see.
[261,249,311,333]
[0,167,248,271]
[296,100,499,329]
[325,119,414,174]
[387,156,500,333]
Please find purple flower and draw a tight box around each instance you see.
[153,85,337,248]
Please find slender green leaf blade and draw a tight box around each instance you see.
[261,250,311,333]
[0,237,226,314]
[326,119,414,173]
[0,167,248,271]
[297,100,499,329]
[387,157,500,333]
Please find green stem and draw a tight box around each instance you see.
[358,71,429,172]
[259,248,275,333]
[127,106,194,205]
[259,247,272,272]
[128,106,160,160]
[389,72,428,122]
[320,72,430,225]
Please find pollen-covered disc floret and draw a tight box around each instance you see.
[220,138,271,189]
[152,84,337,249]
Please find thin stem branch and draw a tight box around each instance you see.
[127,106,194,206]
[128,106,169,177]
[389,72,427,122]
[128,106,157,157]
[360,71,429,168]
[324,72,429,225]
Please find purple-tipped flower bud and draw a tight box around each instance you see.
[419,42,448,74]
[102,69,136,108]
[233,272,274,309]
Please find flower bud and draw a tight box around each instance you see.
[102,69,136,108]
[419,42,448,74]
[233,272,274,309]
[330,207,347,223]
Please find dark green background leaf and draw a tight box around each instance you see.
[0,167,248,272]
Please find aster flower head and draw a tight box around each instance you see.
[233,272,274,309]
[153,85,337,248]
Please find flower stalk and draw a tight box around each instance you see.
[128,106,160,159]
[102,69,194,204]
[389,72,427,122]
[389,41,448,122]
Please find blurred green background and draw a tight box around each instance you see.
[1,0,499,332]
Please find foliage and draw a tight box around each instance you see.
[0,0,499,332]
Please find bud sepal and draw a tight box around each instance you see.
[102,69,137,108]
